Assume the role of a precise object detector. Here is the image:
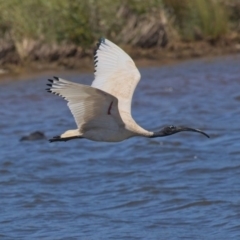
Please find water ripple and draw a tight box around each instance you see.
[1,55,240,239]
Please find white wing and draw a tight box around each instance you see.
[91,38,141,115]
[47,77,124,131]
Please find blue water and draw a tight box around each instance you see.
[0,55,240,239]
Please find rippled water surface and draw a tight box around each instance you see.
[1,55,240,239]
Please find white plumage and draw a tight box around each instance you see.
[47,38,209,142]
[92,38,141,115]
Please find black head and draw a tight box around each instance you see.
[151,125,209,138]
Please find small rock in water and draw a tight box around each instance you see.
[20,131,46,141]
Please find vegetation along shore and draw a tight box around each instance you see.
[0,0,240,75]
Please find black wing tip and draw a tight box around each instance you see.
[97,37,105,48]
[93,37,106,68]
[47,77,59,93]
[94,37,105,56]
[98,37,105,43]
[47,79,54,91]
[46,88,60,96]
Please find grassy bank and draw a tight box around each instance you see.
[0,0,240,72]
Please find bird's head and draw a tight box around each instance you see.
[151,125,209,138]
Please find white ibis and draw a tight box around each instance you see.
[46,38,209,142]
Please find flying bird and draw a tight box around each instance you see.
[46,38,209,142]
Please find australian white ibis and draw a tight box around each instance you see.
[46,38,209,142]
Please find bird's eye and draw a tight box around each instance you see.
[163,125,176,134]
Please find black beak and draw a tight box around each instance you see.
[177,127,210,138]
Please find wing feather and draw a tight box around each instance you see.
[46,77,124,131]
[91,38,141,115]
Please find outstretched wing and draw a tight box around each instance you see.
[91,38,141,115]
[46,77,124,131]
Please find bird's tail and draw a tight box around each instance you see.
[49,129,82,143]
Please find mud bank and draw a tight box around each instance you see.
[0,36,240,77]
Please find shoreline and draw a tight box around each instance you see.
[1,38,240,81]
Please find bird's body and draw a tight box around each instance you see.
[47,38,209,142]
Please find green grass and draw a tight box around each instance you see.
[0,0,238,48]
[0,0,96,46]
[163,0,229,40]
[0,0,164,45]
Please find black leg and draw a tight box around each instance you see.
[49,136,82,143]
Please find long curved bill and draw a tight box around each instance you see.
[178,127,210,138]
